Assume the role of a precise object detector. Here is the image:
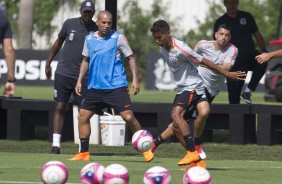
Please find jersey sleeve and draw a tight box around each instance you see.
[194,40,205,55]
[175,41,203,64]
[57,19,69,40]
[248,12,259,33]
[117,34,133,57]
[82,38,89,57]
[224,45,238,66]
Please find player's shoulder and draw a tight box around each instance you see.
[226,43,238,52]
[237,10,253,17]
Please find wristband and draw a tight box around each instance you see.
[7,79,16,83]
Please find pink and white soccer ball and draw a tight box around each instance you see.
[132,130,154,152]
[41,161,68,184]
[144,166,171,184]
[80,162,105,184]
[103,163,129,184]
[183,166,211,184]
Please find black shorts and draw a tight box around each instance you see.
[184,88,215,119]
[54,73,87,106]
[81,86,132,114]
[173,90,202,119]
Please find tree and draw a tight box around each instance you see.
[3,0,78,49]
[117,0,179,80]
[183,0,281,49]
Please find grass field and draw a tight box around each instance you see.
[1,141,282,184]
[13,84,281,104]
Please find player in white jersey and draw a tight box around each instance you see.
[148,20,243,167]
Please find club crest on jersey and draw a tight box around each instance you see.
[86,34,92,40]
[240,18,247,25]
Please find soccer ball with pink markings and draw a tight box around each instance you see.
[132,130,153,152]
[103,163,129,184]
[143,166,171,184]
[80,162,105,184]
[183,166,211,184]
[41,161,68,184]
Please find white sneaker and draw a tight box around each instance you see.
[195,145,206,160]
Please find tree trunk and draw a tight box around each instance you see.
[18,0,34,49]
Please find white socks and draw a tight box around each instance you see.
[52,134,61,147]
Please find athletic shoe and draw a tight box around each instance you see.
[180,160,207,171]
[177,151,200,166]
[151,141,157,152]
[67,152,90,161]
[143,150,154,162]
[195,145,206,160]
[241,92,252,104]
[49,146,60,154]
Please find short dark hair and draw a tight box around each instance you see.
[217,24,232,33]
[150,20,170,33]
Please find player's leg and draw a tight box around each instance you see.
[227,78,245,104]
[50,74,73,154]
[194,100,210,160]
[242,59,268,104]
[68,108,94,161]
[173,91,201,166]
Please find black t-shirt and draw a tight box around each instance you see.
[214,10,258,55]
[55,17,98,78]
[0,9,13,41]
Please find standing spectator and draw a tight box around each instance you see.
[214,0,268,104]
[0,9,16,97]
[68,10,142,161]
[45,0,97,154]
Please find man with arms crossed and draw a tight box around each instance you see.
[148,20,243,167]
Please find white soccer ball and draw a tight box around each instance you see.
[41,161,68,184]
[132,130,153,152]
[103,163,129,184]
[183,166,211,184]
[80,162,105,184]
[143,166,171,184]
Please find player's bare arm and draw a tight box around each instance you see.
[75,57,89,96]
[256,49,282,64]
[201,58,246,81]
[45,38,64,79]
[128,55,140,95]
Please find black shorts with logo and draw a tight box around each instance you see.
[81,86,132,114]
[54,73,87,106]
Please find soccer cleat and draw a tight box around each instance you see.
[143,150,154,162]
[241,92,252,104]
[180,160,207,171]
[67,152,90,161]
[150,141,157,152]
[177,151,200,166]
[49,146,60,154]
[195,145,206,160]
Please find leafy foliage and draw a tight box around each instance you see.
[183,0,281,49]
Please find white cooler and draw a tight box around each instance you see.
[73,105,101,144]
[100,112,126,146]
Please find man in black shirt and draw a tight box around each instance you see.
[0,9,16,97]
[214,0,268,104]
[45,0,98,154]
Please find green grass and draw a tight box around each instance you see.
[1,140,282,184]
[13,84,282,104]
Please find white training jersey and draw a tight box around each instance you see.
[194,40,238,96]
[160,37,205,95]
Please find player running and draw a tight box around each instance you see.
[146,22,241,169]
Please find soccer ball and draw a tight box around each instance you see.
[183,166,211,184]
[143,166,171,184]
[41,161,68,184]
[80,162,105,184]
[103,163,129,184]
[132,130,153,152]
